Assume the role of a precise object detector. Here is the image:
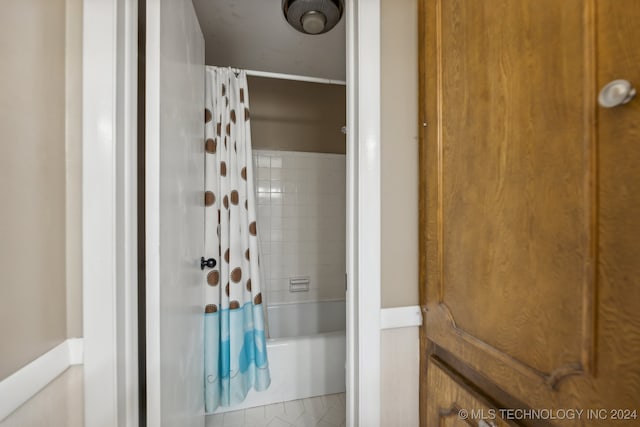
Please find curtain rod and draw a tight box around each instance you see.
[244,69,346,86]
[206,65,346,86]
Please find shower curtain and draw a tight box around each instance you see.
[204,66,270,412]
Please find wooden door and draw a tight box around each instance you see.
[419,1,640,426]
[427,356,515,427]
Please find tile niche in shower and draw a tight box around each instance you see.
[253,149,346,305]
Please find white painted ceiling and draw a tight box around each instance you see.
[192,0,346,80]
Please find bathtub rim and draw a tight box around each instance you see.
[266,298,346,308]
[266,329,345,346]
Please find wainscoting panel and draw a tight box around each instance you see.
[381,326,420,427]
[0,366,83,427]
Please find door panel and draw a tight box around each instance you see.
[146,0,205,425]
[427,357,514,427]
[420,0,640,424]
[593,0,640,414]
[427,0,593,385]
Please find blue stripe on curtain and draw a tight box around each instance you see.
[205,303,269,409]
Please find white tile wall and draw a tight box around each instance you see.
[253,150,346,305]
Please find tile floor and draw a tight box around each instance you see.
[206,393,346,427]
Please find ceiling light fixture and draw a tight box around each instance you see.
[282,0,344,35]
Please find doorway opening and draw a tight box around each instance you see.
[82,0,382,425]
[194,1,348,424]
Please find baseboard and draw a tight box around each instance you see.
[380,305,422,330]
[0,338,84,421]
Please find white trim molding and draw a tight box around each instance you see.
[0,338,84,422]
[344,0,357,422]
[380,306,423,330]
[116,1,140,426]
[346,0,381,426]
[83,0,138,426]
[67,338,85,365]
[356,0,382,424]
[82,0,119,424]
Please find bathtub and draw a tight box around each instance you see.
[212,299,346,414]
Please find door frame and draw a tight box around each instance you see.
[345,0,381,426]
[82,0,382,426]
[82,0,139,426]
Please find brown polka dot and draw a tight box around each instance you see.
[245,200,248,210]
[244,108,250,121]
[230,267,242,283]
[230,190,239,205]
[217,210,221,223]
[205,138,217,153]
[253,293,262,305]
[246,279,252,292]
[226,123,231,136]
[225,282,229,296]
[241,167,247,180]
[221,84,226,96]
[205,109,212,123]
[216,123,221,136]
[224,249,230,263]
[240,89,245,103]
[229,300,240,310]
[249,221,257,236]
[220,162,227,176]
[223,195,229,209]
[234,142,237,153]
[230,110,236,123]
[245,249,250,260]
[205,304,217,313]
[204,191,215,206]
[224,136,227,149]
[207,270,219,286]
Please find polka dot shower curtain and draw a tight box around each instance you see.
[204,66,270,412]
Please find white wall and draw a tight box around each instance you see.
[0,0,84,422]
[254,150,346,305]
[380,0,419,309]
[65,0,84,339]
[379,0,420,424]
[0,0,68,381]
[0,0,84,382]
